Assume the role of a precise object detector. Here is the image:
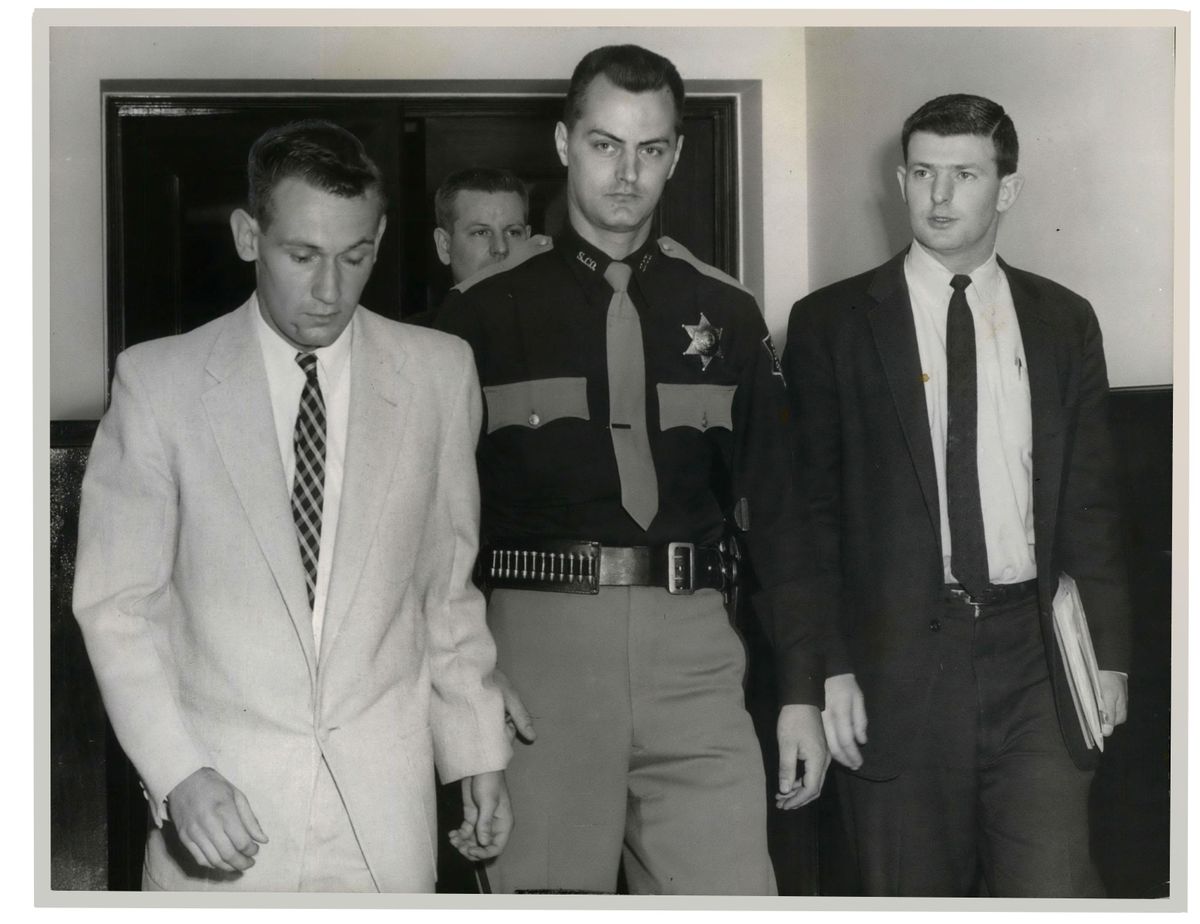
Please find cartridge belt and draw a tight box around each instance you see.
[480,539,732,596]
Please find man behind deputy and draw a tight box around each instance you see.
[437,44,829,895]
[73,119,512,891]
[407,167,539,330]
[434,166,533,284]
[785,94,1131,895]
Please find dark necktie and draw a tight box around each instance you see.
[945,274,990,597]
[292,352,326,610]
[603,260,659,530]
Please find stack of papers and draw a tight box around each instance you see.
[1051,573,1105,751]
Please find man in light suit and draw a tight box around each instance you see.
[73,119,512,891]
[784,94,1131,895]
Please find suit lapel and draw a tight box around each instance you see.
[201,300,318,680]
[1002,259,1067,581]
[867,251,943,550]
[319,310,412,663]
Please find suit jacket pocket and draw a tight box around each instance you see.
[657,383,737,432]
[484,377,590,434]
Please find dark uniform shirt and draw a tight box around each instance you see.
[437,225,821,706]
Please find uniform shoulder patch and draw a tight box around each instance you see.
[452,234,554,294]
[762,333,786,385]
[657,236,754,298]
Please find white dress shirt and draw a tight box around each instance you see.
[904,239,1037,586]
[254,295,353,651]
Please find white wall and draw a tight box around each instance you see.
[48,26,808,418]
[805,26,1175,388]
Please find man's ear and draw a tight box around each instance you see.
[554,121,570,168]
[433,226,452,267]
[666,134,685,181]
[996,172,1024,214]
[373,212,388,250]
[230,208,259,263]
[895,165,909,203]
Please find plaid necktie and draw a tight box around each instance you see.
[945,273,990,597]
[292,352,326,610]
[603,260,659,531]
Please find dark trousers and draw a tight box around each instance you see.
[839,594,1104,897]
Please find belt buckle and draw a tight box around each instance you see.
[971,586,1005,606]
[948,584,1004,613]
[667,542,695,594]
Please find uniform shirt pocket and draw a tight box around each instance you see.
[657,383,737,432]
[483,377,590,434]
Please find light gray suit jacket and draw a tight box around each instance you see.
[74,299,511,890]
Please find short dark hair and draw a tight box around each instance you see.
[901,94,1019,177]
[563,44,685,137]
[247,119,386,229]
[434,167,530,231]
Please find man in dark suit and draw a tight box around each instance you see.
[784,94,1131,896]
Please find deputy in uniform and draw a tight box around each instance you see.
[437,44,829,895]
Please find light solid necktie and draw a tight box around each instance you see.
[292,352,326,610]
[945,273,989,597]
[603,260,659,531]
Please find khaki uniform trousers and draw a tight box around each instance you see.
[484,585,776,895]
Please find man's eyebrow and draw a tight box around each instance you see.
[280,236,376,251]
[910,160,987,170]
[587,128,626,145]
[587,127,674,148]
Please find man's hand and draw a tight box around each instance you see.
[448,770,513,861]
[822,673,868,770]
[1098,670,1129,737]
[494,668,536,744]
[166,767,268,873]
[775,703,831,810]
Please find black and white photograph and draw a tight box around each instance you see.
[37,8,1183,911]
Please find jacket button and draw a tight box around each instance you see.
[929,619,942,632]
[528,413,540,427]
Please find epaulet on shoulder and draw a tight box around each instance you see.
[452,234,554,294]
[657,236,753,298]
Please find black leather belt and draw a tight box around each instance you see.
[480,539,733,596]
[945,578,1038,608]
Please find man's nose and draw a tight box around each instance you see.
[490,233,509,258]
[931,174,953,204]
[312,258,340,304]
[617,149,639,184]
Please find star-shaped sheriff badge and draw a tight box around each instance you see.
[682,313,724,370]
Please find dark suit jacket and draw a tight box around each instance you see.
[784,249,1132,779]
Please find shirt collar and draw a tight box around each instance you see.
[906,238,1002,299]
[560,224,661,290]
[251,291,354,387]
